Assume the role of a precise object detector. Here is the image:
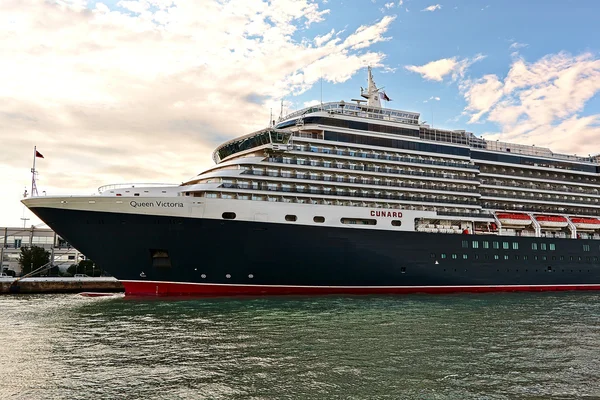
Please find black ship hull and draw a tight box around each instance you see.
[30,207,600,296]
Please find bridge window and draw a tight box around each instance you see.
[503,242,509,249]
[512,242,518,250]
[493,242,499,249]
[583,244,591,252]
[472,241,479,249]
[549,243,556,251]
[540,243,547,251]
[532,243,538,250]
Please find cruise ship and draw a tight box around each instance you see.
[23,68,600,295]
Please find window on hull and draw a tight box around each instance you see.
[222,212,236,220]
[341,218,376,225]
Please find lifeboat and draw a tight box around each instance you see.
[570,217,600,230]
[535,215,568,228]
[496,213,532,227]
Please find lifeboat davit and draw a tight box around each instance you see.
[570,217,600,230]
[535,215,568,228]
[496,213,532,226]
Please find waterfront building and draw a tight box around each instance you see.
[1,226,82,275]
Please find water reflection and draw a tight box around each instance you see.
[1,293,599,399]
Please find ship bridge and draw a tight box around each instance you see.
[276,101,420,129]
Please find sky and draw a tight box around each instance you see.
[1,0,600,227]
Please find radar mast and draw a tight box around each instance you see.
[360,66,382,108]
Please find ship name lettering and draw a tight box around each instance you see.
[156,201,184,208]
[130,201,154,208]
[370,210,402,218]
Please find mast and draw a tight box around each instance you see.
[360,66,382,108]
[31,146,38,197]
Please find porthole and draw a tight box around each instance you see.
[313,216,325,223]
[285,215,297,222]
[226,274,231,279]
[222,212,236,220]
[391,220,402,226]
[248,274,254,279]
[201,274,206,279]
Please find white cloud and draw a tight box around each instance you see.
[405,54,485,82]
[303,100,321,107]
[384,2,395,9]
[0,0,396,226]
[422,4,441,12]
[461,52,600,154]
[509,41,528,50]
[423,96,441,103]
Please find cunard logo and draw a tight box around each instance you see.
[370,210,402,218]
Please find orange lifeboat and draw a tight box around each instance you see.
[570,217,600,230]
[535,215,568,228]
[496,213,532,227]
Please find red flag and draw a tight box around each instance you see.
[35,150,44,158]
[381,91,391,101]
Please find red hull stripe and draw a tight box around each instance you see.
[121,280,600,297]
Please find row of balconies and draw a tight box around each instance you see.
[481,179,600,196]
[240,170,478,194]
[478,165,600,185]
[481,189,600,207]
[265,156,478,181]
[292,144,478,169]
[218,183,480,206]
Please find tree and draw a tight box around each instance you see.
[18,246,51,275]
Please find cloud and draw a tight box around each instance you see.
[405,54,485,82]
[509,42,528,50]
[0,0,396,226]
[303,100,321,107]
[422,4,441,12]
[423,96,441,103]
[460,52,600,154]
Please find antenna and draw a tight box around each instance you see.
[280,100,284,120]
[320,72,323,110]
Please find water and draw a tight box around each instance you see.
[1,293,599,399]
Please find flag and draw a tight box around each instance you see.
[35,150,44,158]
[381,91,391,101]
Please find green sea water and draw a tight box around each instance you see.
[0,293,599,399]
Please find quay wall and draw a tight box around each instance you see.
[0,277,124,294]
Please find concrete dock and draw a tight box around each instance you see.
[0,277,124,294]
